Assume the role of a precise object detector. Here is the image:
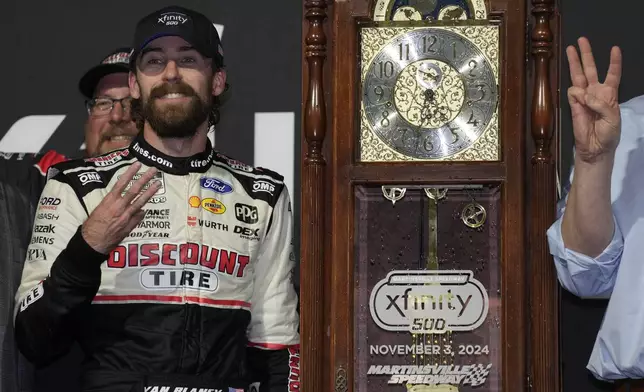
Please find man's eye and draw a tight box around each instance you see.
[94,100,112,110]
[180,57,196,64]
[146,58,163,65]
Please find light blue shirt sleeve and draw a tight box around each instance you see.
[547,215,623,298]
[546,164,624,299]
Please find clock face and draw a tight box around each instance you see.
[362,28,498,160]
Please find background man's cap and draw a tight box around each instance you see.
[129,5,225,70]
[78,48,132,99]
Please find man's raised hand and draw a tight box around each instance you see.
[81,163,161,254]
[567,37,622,163]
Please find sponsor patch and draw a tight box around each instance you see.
[202,198,226,214]
[140,268,218,291]
[252,180,275,196]
[200,177,233,194]
[19,282,44,312]
[27,248,46,262]
[288,346,300,392]
[78,171,102,186]
[189,196,201,208]
[107,243,250,278]
[85,149,129,166]
[38,197,61,210]
[234,203,258,224]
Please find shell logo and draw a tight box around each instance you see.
[201,198,226,214]
[188,196,201,208]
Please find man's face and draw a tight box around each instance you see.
[84,73,138,157]
[129,36,226,138]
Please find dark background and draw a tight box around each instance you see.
[559,0,644,391]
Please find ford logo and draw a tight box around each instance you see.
[200,177,233,194]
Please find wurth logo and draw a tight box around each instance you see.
[107,243,250,278]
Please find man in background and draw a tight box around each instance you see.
[79,48,139,157]
[0,47,136,392]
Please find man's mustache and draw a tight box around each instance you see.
[99,127,138,144]
[150,83,198,100]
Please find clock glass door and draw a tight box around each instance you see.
[353,184,502,392]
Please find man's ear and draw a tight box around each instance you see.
[129,71,141,99]
[212,69,227,97]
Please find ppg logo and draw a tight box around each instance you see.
[252,180,275,196]
[235,203,259,224]
[78,171,102,186]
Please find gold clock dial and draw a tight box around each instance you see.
[360,26,499,161]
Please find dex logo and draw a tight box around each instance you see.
[235,203,258,224]
[369,270,488,334]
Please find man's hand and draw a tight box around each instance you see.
[81,163,161,254]
[567,37,622,163]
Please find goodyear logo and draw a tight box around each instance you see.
[202,198,226,214]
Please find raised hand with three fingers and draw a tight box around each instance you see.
[567,37,622,163]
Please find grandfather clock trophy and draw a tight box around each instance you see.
[301,0,560,391]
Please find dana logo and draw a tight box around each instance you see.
[39,197,61,210]
[200,177,233,194]
[252,180,275,196]
[201,198,226,214]
[157,12,188,26]
[78,171,102,186]
[369,270,489,334]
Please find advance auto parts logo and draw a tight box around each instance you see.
[369,270,488,334]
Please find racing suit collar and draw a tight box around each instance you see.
[128,133,214,175]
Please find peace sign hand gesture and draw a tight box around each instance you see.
[567,37,622,163]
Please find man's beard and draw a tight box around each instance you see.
[142,82,211,138]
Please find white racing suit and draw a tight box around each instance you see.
[14,134,300,392]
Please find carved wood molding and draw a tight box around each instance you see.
[302,0,328,391]
[529,0,560,391]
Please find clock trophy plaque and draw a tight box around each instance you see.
[300,0,561,391]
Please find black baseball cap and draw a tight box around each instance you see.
[130,6,224,70]
[78,48,132,99]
